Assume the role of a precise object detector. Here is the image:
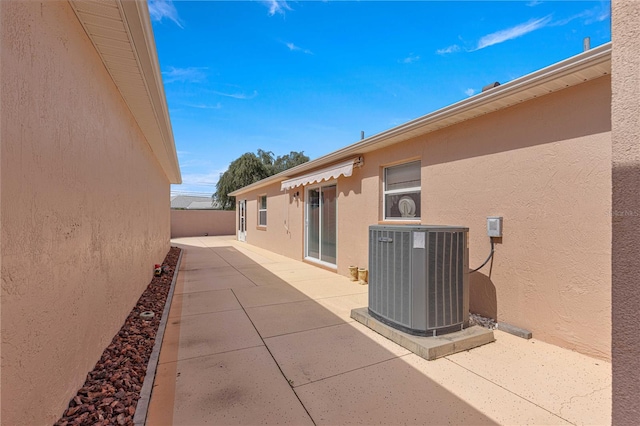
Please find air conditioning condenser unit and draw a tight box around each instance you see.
[368,225,469,336]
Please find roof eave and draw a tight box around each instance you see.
[69,0,182,184]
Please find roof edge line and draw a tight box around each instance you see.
[228,42,611,196]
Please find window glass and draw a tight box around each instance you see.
[385,161,421,191]
[307,189,320,259]
[258,195,267,226]
[384,162,421,220]
[320,185,337,264]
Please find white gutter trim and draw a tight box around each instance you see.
[121,0,181,184]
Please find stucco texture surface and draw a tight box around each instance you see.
[612,1,640,424]
[238,188,306,261]
[238,75,612,360]
[170,209,235,238]
[1,2,170,424]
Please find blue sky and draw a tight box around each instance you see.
[148,1,611,196]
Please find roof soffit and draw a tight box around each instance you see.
[69,0,181,184]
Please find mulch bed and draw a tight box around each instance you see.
[55,247,181,426]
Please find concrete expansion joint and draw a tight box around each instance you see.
[444,357,571,424]
[317,292,370,301]
[229,288,316,423]
[169,344,267,365]
[232,292,364,310]
[290,355,405,390]
[178,307,243,319]
[264,321,359,340]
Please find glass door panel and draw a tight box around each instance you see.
[305,184,337,266]
[238,200,246,242]
[320,186,336,264]
[307,189,320,259]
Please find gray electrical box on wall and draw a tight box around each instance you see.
[487,216,503,237]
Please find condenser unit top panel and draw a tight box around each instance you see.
[370,225,469,233]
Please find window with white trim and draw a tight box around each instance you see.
[383,161,421,220]
[258,195,267,227]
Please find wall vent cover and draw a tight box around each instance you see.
[368,225,469,336]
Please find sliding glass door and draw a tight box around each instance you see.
[237,199,246,242]
[306,184,337,266]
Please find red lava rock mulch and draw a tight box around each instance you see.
[55,246,181,426]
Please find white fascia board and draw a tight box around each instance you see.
[69,0,182,184]
[119,0,181,184]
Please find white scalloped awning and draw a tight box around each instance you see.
[281,158,358,191]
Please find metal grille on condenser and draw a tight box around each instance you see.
[426,231,464,330]
[368,225,468,336]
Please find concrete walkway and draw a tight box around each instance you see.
[146,236,611,425]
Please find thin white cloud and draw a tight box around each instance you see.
[262,0,292,16]
[176,153,216,169]
[148,0,183,28]
[464,88,475,97]
[162,67,207,84]
[181,169,226,185]
[432,4,608,58]
[550,5,610,27]
[475,15,552,50]
[286,42,313,55]
[213,90,258,100]
[584,7,610,25]
[183,102,222,110]
[436,44,461,55]
[401,54,420,64]
[550,13,582,27]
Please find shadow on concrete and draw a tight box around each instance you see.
[149,240,501,425]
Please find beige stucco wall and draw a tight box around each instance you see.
[1,2,171,424]
[238,75,612,359]
[238,187,306,261]
[612,1,640,424]
[171,209,236,238]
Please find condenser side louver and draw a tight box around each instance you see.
[368,225,469,336]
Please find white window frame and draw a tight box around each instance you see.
[258,195,267,227]
[383,161,421,221]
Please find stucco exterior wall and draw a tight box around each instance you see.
[237,75,612,359]
[171,209,236,238]
[1,2,171,424]
[612,1,640,424]
[238,186,306,261]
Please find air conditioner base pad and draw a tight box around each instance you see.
[350,307,495,361]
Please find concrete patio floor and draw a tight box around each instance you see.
[146,236,611,425]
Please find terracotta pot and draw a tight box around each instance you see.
[348,266,359,281]
[358,268,368,285]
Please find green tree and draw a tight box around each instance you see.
[214,150,309,210]
[272,151,310,174]
[214,153,269,210]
